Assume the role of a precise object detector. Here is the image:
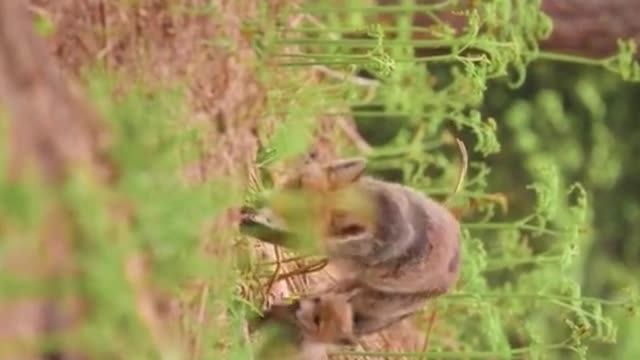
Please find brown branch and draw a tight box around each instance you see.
[379,0,640,60]
[0,2,115,183]
[541,0,640,60]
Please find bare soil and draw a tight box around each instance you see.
[0,1,427,358]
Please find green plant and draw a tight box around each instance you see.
[246,1,640,359]
[2,1,639,359]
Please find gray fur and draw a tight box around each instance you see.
[242,157,461,338]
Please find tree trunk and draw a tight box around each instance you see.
[380,0,640,59]
[0,2,114,359]
[541,0,640,59]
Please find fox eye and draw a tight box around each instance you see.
[284,177,302,189]
[338,337,355,346]
[307,150,319,161]
[339,223,366,236]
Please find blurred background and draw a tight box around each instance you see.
[1,1,639,359]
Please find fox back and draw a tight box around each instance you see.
[349,176,461,295]
[271,157,461,294]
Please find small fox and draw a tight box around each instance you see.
[250,291,358,360]
[241,156,461,336]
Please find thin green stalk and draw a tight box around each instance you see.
[273,52,370,60]
[282,25,450,34]
[484,255,564,272]
[276,38,456,48]
[549,299,606,324]
[278,60,372,66]
[334,340,573,359]
[299,1,456,14]
[537,51,605,67]
[463,222,560,236]
[447,292,636,307]
[369,142,444,159]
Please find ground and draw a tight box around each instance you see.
[24,1,426,358]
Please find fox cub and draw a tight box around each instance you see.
[241,156,461,335]
[250,291,358,360]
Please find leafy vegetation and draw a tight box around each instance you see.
[249,1,640,359]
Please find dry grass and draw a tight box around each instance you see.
[8,0,427,358]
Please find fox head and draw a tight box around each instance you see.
[256,289,359,347]
[267,157,376,246]
[295,291,359,346]
[281,157,368,192]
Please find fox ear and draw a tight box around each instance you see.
[325,157,367,188]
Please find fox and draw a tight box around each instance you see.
[249,291,358,360]
[240,156,461,336]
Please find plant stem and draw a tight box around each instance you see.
[484,255,564,272]
[299,1,456,14]
[277,38,455,48]
[537,51,605,67]
[463,222,560,236]
[333,341,571,359]
[447,292,636,307]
